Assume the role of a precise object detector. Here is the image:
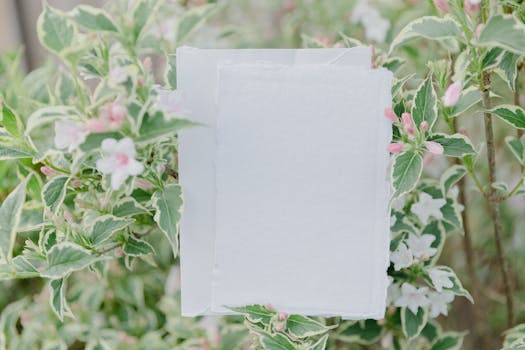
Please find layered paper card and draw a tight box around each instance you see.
[176,46,392,319]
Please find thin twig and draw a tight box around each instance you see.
[481,71,514,327]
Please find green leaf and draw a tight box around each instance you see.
[176,4,217,44]
[137,112,195,144]
[70,5,118,32]
[481,47,503,69]
[424,266,473,302]
[89,215,132,246]
[440,198,463,232]
[230,304,275,324]
[1,104,23,138]
[112,198,149,217]
[131,0,157,41]
[421,320,442,343]
[79,131,122,152]
[337,320,383,345]
[389,16,462,54]
[495,51,520,91]
[286,315,329,338]
[440,165,466,196]
[391,150,423,197]
[219,326,250,350]
[490,105,525,129]
[307,335,328,350]
[449,87,481,118]
[49,278,71,321]
[429,332,465,350]
[37,5,75,54]
[42,175,70,215]
[152,184,183,258]
[165,54,177,89]
[0,137,34,160]
[428,133,476,157]
[12,256,39,279]
[25,106,80,136]
[258,332,296,350]
[401,307,428,340]
[478,14,525,56]
[422,220,445,265]
[41,242,98,279]
[0,178,28,261]
[505,136,525,164]
[411,76,438,129]
[123,235,155,256]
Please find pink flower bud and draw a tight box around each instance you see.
[64,210,73,223]
[401,112,415,135]
[265,304,275,312]
[425,141,444,155]
[423,153,434,166]
[40,166,57,178]
[433,0,449,13]
[419,121,429,133]
[85,118,108,133]
[475,24,484,39]
[275,322,285,331]
[135,178,154,190]
[384,108,398,122]
[387,142,403,153]
[71,179,82,188]
[443,81,462,107]
[278,312,288,321]
[464,0,480,16]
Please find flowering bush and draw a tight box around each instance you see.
[1,0,525,349]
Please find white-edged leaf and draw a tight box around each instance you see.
[25,106,80,136]
[411,76,438,129]
[176,4,217,44]
[258,332,296,350]
[449,87,481,117]
[1,104,24,138]
[401,307,428,340]
[165,54,177,89]
[477,14,525,56]
[41,242,98,279]
[307,335,328,350]
[424,266,473,302]
[112,197,149,217]
[389,16,462,54]
[391,150,423,198]
[0,137,34,160]
[123,235,155,256]
[286,315,329,338]
[505,135,525,163]
[337,320,383,345]
[230,304,275,324]
[37,5,76,54]
[70,5,118,32]
[0,177,29,261]
[152,184,183,258]
[429,332,466,350]
[137,112,195,144]
[440,165,466,196]
[49,278,72,321]
[42,175,70,215]
[89,215,133,246]
[495,51,520,91]
[490,104,525,129]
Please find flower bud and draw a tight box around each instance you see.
[275,322,286,331]
[433,0,449,13]
[419,121,429,133]
[401,112,414,135]
[443,82,462,107]
[40,166,57,178]
[387,142,403,153]
[475,24,484,39]
[384,108,398,122]
[278,312,288,321]
[464,0,480,16]
[425,141,444,155]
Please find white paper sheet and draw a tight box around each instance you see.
[176,46,373,316]
[212,64,392,318]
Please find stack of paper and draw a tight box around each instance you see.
[176,46,393,319]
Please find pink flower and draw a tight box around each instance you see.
[85,118,108,133]
[275,322,286,331]
[425,141,444,155]
[419,121,429,133]
[265,304,275,311]
[96,138,144,190]
[433,0,449,13]
[278,312,288,321]
[384,108,398,122]
[54,120,87,152]
[40,166,57,178]
[100,97,127,130]
[443,82,462,107]
[387,142,403,153]
[401,112,414,135]
[464,0,480,15]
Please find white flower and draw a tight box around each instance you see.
[391,195,406,212]
[96,138,144,190]
[406,233,437,260]
[54,120,87,152]
[155,88,187,117]
[386,280,401,306]
[390,243,413,271]
[110,66,127,84]
[428,291,454,317]
[390,214,397,227]
[428,267,454,292]
[395,283,430,314]
[350,0,390,43]
[411,192,446,225]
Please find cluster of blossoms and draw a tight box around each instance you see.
[52,69,185,190]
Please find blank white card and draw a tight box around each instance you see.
[177,47,392,319]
